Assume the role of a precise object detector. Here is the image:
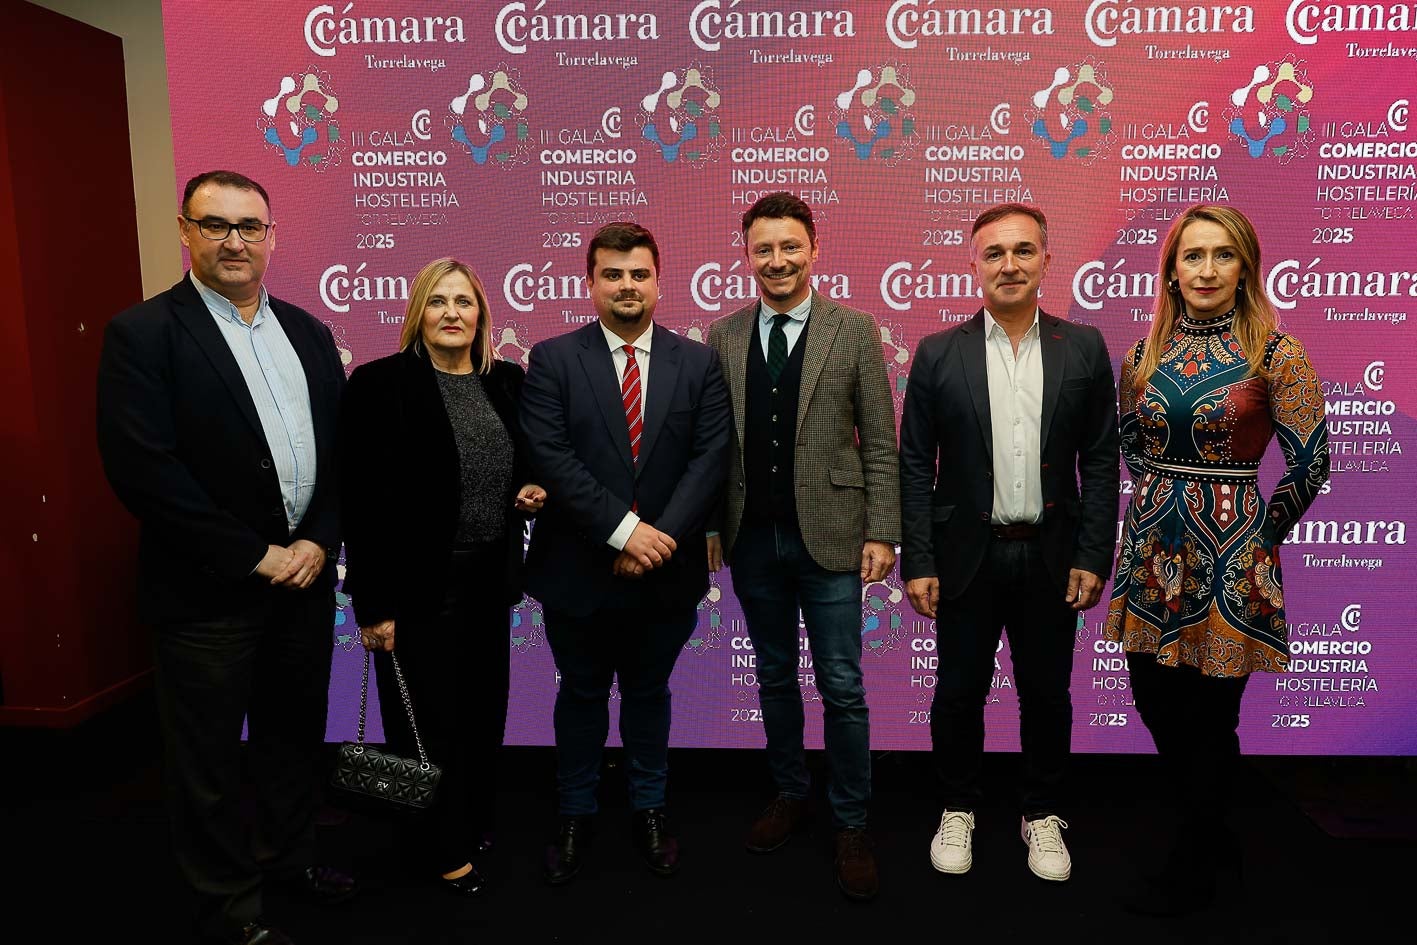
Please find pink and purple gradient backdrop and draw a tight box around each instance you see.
[166,2,1415,754]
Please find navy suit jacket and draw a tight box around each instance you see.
[520,321,730,617]
[97,275,345,623]
[898,309,1120,599]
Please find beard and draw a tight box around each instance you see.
[607,295,646,322]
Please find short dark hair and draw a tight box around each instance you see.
[182,170,272,217]
[740,192,816,244]
[970,203,1048,252]
[586,221,660,277]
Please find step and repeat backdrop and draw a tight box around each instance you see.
[165,2,1416,753]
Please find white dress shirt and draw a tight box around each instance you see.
[756,293,812,360]
[601,321,654,550]
[983,308,1043,525]
[192,273,316,535]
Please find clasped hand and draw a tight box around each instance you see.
[254,539,326,589]
[615,521,677,579]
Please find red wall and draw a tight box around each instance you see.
[0,1,148,724]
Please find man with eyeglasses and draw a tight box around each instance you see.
[97,170,353,945]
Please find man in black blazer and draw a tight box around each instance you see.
[521,222,730,884]
[899,203,1119,884]
[97,171,353,945]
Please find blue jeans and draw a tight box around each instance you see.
[543,604,697,816]
[731,521,870,828]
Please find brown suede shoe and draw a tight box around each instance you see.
[835,827,879,901]
[745,795,809,853]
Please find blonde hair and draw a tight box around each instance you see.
[397,257,495,374]
[1132,204,1276,395]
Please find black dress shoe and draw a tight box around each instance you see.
[286,865,358,904]
[544,816,593,885]
[633,808,680,877]
[234,921,295,945]
[439,864,487,897]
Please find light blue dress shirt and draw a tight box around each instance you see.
[191,273,317,534]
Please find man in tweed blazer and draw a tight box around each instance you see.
[706,192,899,901]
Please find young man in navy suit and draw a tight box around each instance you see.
[520,222,731,884]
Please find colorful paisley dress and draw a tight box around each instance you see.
[1104,310,1330,677]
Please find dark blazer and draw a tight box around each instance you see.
[520,321,731,617]
[97,274,345,623]
[337,349,530,625]
[899,310,1120,599]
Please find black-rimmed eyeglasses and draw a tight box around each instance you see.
[183,216,275,242]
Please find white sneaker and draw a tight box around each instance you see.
[929,810,975,874]
[1021,815,1071,881]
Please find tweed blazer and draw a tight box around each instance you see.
[708,290,900,572]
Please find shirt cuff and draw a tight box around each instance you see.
[607,512,641,551]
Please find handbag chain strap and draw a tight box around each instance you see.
[355,649,433,770]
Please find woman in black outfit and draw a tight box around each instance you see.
[338,258,545,894]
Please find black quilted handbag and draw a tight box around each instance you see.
[329,650,441,811]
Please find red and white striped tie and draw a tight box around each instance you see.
[621,344,642,463]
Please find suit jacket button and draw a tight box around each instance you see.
[260,458,273,469]
[979,513,989,521]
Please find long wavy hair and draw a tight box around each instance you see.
[397,257,495,374]
[1132,204,1277,395]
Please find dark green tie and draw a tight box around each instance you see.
[766,312,790,381]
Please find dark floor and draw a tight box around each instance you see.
[4,690,1413,944]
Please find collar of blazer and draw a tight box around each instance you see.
[958,307,1069,460]
[396,346,521,441]
[170,273,330,443]
[717,289,844,444]
[575,319,683,478]
[169,274,266,441]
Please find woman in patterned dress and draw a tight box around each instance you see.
[1105,206,1329,915]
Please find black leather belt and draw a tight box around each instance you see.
[991,523,1041,541]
